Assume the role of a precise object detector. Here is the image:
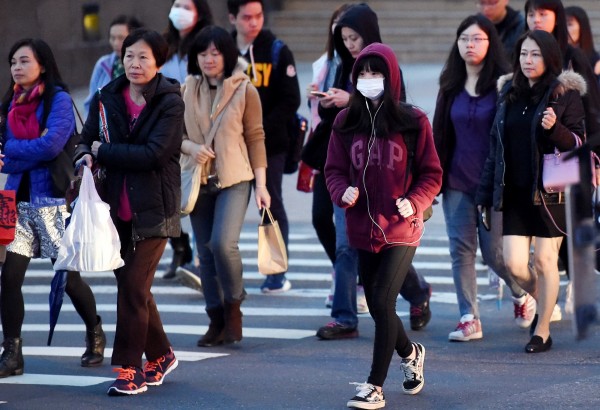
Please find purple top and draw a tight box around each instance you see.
[447,88,497,194]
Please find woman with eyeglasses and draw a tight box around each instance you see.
[476,30,586,353]
[434,15,533,343]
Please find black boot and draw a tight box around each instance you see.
[0,338,24,378]
[164,233,193,279]
[197,307,225,347]
[81,316,106,367]
[223,301,243,344]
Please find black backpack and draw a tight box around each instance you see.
[271,39,308,174]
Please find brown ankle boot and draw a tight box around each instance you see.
[223,301,243,344]
[197,306,225,347]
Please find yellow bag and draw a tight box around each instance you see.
[257,208,288,275]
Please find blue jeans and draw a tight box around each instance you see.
[442,189,524,318]
[190,181,251,310]
[331,204,358,327]
[264,153,288,284]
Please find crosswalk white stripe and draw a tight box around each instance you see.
[0,374,114,386]
[21,347,228,362]
[23,261,484,276]
[5,324,316,339]
[23,304,335,317]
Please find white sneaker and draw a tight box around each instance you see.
[512,294,536,328]
[357,285,369,314]
[176,266,203,294]
[550,303,562,322]
[347,382,385,409]
[448,314,483,341]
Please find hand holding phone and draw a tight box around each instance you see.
[481,207,490,231]
[310,90,328,98]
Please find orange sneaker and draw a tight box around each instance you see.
[144,347,178,386]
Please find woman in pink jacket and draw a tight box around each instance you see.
[325,43,442,409]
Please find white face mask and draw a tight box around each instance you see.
[169,7,196,31]
[356,77,385,100]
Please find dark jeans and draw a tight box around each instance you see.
[312,172,336,264]
[264,153,289,282]
[358,246,416,387]
[112,219,171,368]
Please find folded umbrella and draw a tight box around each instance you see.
[47,270,67,346]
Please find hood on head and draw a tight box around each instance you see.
[333,3,381,64]
[352,43,401,102]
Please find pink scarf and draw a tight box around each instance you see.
[7,82,45,140]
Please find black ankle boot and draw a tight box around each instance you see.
[197,307,225,347]
[0,337,24,378]
[164,233,193,279]
[81,316,106,367]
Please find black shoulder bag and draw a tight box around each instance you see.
[47,100,83,198]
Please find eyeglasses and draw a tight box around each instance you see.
[476,0,500,7]
[458,36,489,44]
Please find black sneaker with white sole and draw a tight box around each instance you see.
[400,342,425,395]
[347,382,385,409]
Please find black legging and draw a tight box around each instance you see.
[358,246,416,387]
[0,252,98,338]
[311,173,336,264]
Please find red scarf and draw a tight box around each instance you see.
[7,82,45,140]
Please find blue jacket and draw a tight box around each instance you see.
[84,52,118,116]
[2,88,75,207]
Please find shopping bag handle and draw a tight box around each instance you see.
[260,207,276,225]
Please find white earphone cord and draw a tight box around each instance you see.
[362,98,425,246]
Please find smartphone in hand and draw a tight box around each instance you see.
[481,207,491,231]
[310,90,328,98]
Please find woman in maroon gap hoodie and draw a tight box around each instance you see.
[325,43,442,409]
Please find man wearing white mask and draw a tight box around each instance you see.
[160,0,213,281]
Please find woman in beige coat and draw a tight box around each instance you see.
[180,25,269,347]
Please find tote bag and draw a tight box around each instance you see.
[54,167,124,272]
[257,207,288,275]
[180,153,202,214]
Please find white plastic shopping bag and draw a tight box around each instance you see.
[54,167,124,271]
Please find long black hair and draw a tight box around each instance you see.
[525,0,569,55]
[1,38,68,134]
[565,6,598,63]
[337,55,419,138]
[325,4,352,61]
[439,14,509,97]
[507,30,563,104]
[188,26,239,78]
[164,0,213,60]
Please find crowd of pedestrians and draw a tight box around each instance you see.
[0,0,599,408]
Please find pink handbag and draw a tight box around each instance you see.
[542,147,580,193]
[542,148,598,193]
